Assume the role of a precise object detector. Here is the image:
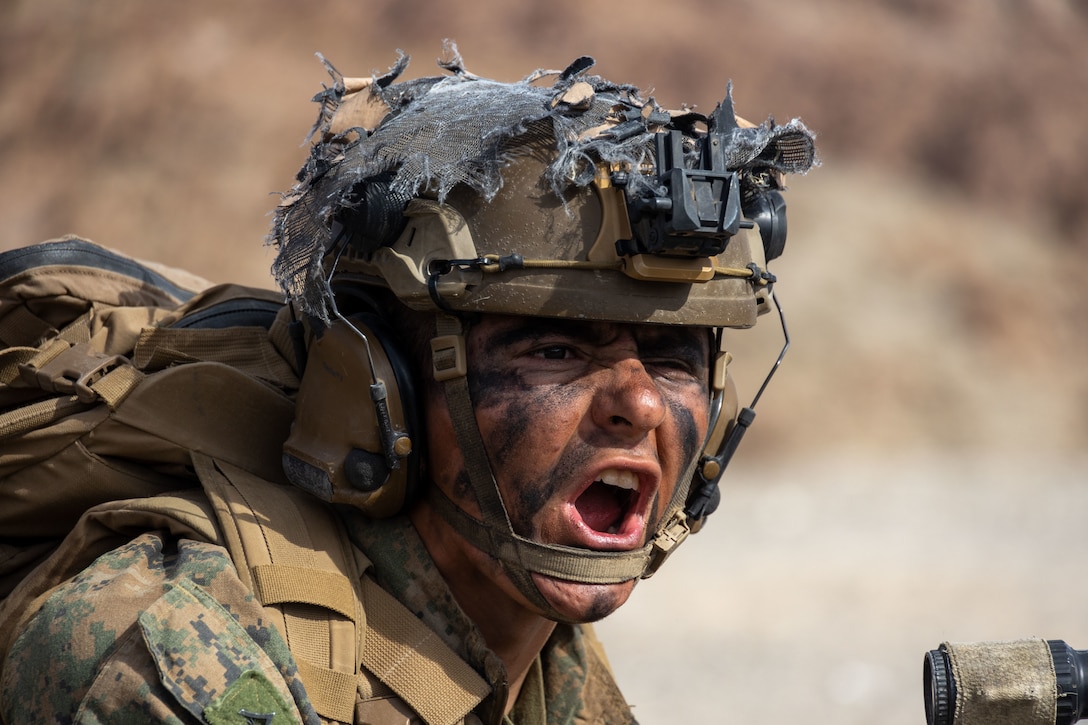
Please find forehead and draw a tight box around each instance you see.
[468,314,711,351]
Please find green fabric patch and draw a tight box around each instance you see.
[138,577,303,723]
[205,670,295,725]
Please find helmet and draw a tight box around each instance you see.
[271,47,816,610]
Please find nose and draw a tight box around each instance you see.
[591,358,667,439]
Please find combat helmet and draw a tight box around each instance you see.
[270,46,817,613]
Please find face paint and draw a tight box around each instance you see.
[508,441,597,537]
[469,359,598,536]
[669,398,703,485]
[473,317,708,541]
[422,313,712,623]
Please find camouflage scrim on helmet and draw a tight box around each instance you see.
[268,43,817,325]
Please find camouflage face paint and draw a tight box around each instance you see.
[463,315,710,541]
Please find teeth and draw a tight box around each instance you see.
[598,469,639,492]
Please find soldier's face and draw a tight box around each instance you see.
[423,314,711,623]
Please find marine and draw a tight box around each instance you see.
[0,45,816,724]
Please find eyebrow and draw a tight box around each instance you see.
[637,328,711,366]
[488,319,605,350]
[489,320,709,362]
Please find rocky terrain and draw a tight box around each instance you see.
[2,2,1086,722]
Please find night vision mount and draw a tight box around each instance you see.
[614,93,788,263]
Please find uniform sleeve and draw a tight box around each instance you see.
[0,532,317,725]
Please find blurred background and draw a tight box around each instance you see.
[3,1,1087,722]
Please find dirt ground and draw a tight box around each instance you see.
[3,2,1087,722]
[598,454,1088,724]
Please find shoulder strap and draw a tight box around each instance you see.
[194,453,364,725]
[359,576,491,725]
[194,455,492,725]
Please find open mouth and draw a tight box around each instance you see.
[574,469,640,535]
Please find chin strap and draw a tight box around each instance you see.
[428,314,703,618]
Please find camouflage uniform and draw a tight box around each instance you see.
[341,513,635,725]
[0,49,817,725]
[0,499,635,725]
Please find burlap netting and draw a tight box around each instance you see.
[268,46,817,322]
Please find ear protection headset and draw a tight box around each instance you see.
[281,299,423,518]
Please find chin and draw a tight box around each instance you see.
[531,573,638,624]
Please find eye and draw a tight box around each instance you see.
[643,353,707,384]
[637,331,710,384]
[647,358,695,376]
[535,344,573,360]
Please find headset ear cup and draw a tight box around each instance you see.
[357,311,423,512]
[282,314,421,517]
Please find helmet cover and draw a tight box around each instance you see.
[268,45,817,328]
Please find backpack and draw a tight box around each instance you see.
[0,237,491,724]
[0,235,300,596]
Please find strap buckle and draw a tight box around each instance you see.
[19,343,128,403]
[642,511,692,579]
[430,334,467,382]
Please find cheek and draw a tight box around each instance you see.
[468,366,586,469]
[509,443,596,536]
[669,395,704,468]
[469,366,591,535]
[652,390,708,516]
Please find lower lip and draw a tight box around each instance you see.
[566,497,647,549]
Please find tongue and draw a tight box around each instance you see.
[575,481,624,533]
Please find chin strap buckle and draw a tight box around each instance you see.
[642,511,692,579]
